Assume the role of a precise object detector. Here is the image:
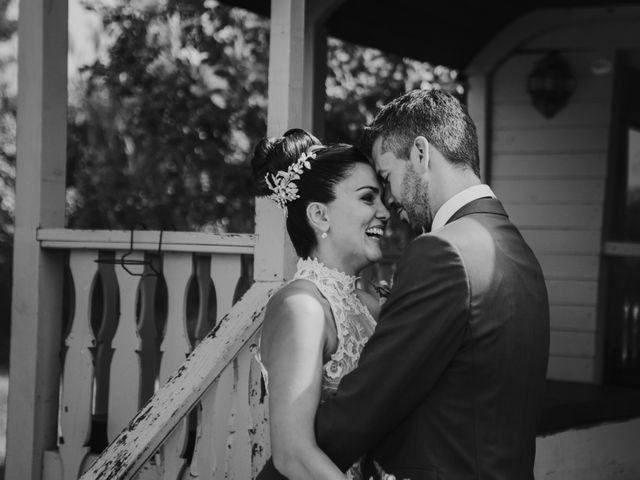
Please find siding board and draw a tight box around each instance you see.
[546,280,598,306]
[491,153,606,179]
[547,356,595,382]
[493,179,605,204]
[538,255,600,280]
[550,305,597,332]
[520,230,601,254]
[494,102,610,129]
[506,205,603,229]
[493,127,608,154]
[550,331,596,358]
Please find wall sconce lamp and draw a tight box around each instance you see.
[526,52,576,119]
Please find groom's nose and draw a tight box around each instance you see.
[383,187,396,209]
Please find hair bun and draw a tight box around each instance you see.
[251,137,277,195]
[251,129,322,196]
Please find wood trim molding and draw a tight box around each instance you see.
[467,6,640,76]
[37,228,256,254]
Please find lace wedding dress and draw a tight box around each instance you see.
[258,257,377,479]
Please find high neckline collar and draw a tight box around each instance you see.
[296,257,358,294]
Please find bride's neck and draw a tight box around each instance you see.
[308,247,358,277]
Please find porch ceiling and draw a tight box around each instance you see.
[220,0,640,68]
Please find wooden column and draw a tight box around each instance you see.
[5,0,68,479]
[466,71,491,184]
[254,0,345,282]
[254,0,307,282]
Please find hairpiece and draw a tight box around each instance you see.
[265,151,316,212]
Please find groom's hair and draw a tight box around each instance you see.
[361,89,480,176]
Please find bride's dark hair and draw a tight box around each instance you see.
[252,128,370,258]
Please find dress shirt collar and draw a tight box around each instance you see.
[430,184,496,232]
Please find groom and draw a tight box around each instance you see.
[262,89,550,479]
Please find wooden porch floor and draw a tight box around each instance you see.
[540,380,640,434]
[1,378,639,480]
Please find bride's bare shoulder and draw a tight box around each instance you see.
[264,279,327,325]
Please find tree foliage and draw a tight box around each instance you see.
[67,1,461,234]
[0,0,461,366]
[67,0,269,232]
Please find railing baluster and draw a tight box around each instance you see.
[211,254,242,323]
[212,363,236,477]
[249,336,270,477]
[59,250,98,478]
[159,252,193,480]
[189,381,217,479]
[108,252,144,441]
[228,344,254,479]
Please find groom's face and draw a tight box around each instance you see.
[371,137,430,229]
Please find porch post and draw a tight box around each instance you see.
[5,0,68,479]
[253,0,305,282]
[254,0,346,282]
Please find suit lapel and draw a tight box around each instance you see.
[446,197,508,225]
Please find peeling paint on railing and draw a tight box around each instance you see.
[79,281,281,480]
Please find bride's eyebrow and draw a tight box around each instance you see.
[356,186,380,194]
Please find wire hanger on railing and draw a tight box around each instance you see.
[95,226,164,277]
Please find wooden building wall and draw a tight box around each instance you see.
[486,16,640,382]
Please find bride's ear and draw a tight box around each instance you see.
[306,202,330,234]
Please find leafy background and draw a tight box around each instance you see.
[1,0,461,366]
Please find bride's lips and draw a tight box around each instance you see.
[365,225,385,240]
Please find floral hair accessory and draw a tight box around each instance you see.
[265,151,316,213]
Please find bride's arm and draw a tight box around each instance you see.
[260,284,346,480]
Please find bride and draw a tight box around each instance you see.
[252,128,390,479]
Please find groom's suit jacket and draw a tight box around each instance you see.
[258,197,550,480]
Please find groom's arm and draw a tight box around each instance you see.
[314,234,470,470]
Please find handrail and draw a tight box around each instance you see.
[80,281,282,480]
[37,228,257,254]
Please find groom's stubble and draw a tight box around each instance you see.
[401,160,431,232]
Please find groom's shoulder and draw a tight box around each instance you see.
[400,230,463,265]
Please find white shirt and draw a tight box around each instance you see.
[430,184,496,232]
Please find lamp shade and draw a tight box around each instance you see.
[527,52,577,119]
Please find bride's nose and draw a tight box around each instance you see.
[377,200,390,221]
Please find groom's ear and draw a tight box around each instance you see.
[306,202,330,231]
[411,136,430,173]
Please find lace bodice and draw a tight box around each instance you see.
[257,257,376,396]
[293,258,376,396]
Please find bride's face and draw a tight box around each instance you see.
[324,163,390,273]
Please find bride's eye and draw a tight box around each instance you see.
[361,192,374,204]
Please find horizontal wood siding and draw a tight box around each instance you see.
[490,49,612,382]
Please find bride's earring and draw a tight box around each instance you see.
[321,231,328,239]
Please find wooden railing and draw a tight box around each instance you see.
[36,229,279,480]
